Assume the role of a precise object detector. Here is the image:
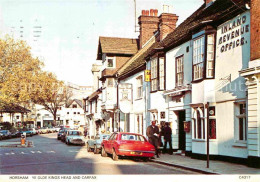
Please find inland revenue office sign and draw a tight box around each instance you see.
[218,11,250,53]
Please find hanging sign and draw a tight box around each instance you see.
[145,70,151,82]
[119,83,132,113]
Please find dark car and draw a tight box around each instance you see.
[0,130,12,139]
[61,128,70,142]
[57,130,65,140]
[18,130,33,137]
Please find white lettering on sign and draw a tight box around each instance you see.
[218,14,249,53]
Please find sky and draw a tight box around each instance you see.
[0,0,204,86]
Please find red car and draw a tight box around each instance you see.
[101,132,155,161]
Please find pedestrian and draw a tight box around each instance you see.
[163,122,173,154]
[159,122,165,149]
[84,128,88,138]
[146,120,160,158]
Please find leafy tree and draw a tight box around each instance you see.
[31,72,70,126]
[0,36,43,109]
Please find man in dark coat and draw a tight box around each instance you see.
[163,122,173,154]
[146,120,160,158]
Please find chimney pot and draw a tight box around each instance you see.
[154,9,158,16]
[146,10,149,16]
[142,10,145,15]
[150,9,154,16]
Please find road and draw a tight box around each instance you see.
[0,133,199,175]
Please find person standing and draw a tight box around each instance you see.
[163,122,173,154]
[146,120,160,158]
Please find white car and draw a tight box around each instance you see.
[65,130,85,146]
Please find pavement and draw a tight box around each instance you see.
[150,152,260,174]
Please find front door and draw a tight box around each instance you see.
[178,110,186,151]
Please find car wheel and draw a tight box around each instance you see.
[66,140,68,145]
[112,148,119,161]
[101,146,107,157]
[142,157,149,162]
[68,140,71,145]
[87,143,91,152]
[94,145,99,154]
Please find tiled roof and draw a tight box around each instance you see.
[114,0,247,79]
[0,104,30,113]
[97,37,139,59]
[117,37,159,78]
[88,89,102,101]
[159,0,248,51]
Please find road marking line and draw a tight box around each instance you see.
[46,151,55,153]
[20,152,28,154]
[31,151,35,153]
[5,153,15,155]
[37,151,42,153]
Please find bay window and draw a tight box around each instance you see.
[192,32,216,81]
[151,58,158,92]
[193,36,204,80]
[159,57,165,90]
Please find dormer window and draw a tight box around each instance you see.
[192,31,216,81]
[106,57,115,68]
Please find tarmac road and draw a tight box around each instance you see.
[0,133,199,175]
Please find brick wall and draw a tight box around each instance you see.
[251,0,260,61]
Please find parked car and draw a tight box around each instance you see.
[61,128,70,142]
[38,127,48,134]
[57,129,64,140]
[0,130,12,139]
[0,133,3,140]
[10,131,19,138]
[101,132,155,161]
[18,130,33,137]
[65,130,85,145]
[29,128,37,135]
[87,134,110,154]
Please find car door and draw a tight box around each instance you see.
[109,134,118,153]
[105,133,114,153]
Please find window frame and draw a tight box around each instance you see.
[151,58,158,92]
[136,76,143,99]
[106,57,115,68]
[175,55,184,87]
[235,102,247,142]
[192,31,216,82]
[158,56,165,91]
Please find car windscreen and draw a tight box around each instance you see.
[69,131,82,136]
[121,134,146,142]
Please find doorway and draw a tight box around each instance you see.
[178,110,186,151]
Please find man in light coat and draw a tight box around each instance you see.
[146,120,160,158]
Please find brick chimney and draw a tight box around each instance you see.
[251,0,260,61]
[205,0,216,7]
[138,9,159,48]
[159,13,178,41]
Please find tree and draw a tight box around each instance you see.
[31,72,72,126]
[0,36,43,109]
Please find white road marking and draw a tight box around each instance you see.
[21,152,28,154]
[69,150,79,153]
[36,151,42,153]
[31,151,35,153]
[5,152,15,155]
[46,151,55,153]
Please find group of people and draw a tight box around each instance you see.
[146,120,172,158]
